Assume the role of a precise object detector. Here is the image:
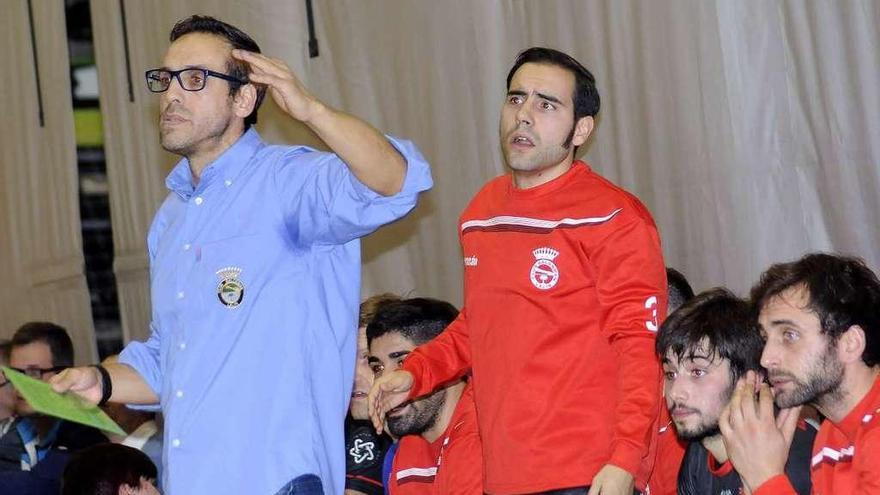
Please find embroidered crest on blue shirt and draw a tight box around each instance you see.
[216,266,245,308]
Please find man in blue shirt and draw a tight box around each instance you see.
[52,15,432,494]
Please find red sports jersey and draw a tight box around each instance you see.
[646,405,687,495]
[389,383,482,494]
[403,162,667,493]
[754,374,880,495]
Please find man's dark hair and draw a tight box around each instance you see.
[359,293,401,328]
[667,267,695,314]
[11,322,74,367]
[366,298,459,346]
[657,288,763,383]
[169,15,266,129]
[751,252,880,366]
[506,47,600,151]
[61,443,158,495]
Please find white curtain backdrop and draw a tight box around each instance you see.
[79,0,880,343]
[301,0,880,298]
[0,0,96,362]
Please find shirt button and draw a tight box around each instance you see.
[177,291,185,299]
[176,390,184,398]
[224,179,232,187]
[172,438,181,448]
[183,243,191,251]
[194,196,204,205]
[179,342,186,350]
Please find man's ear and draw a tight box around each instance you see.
[571,116,595,148]
[837,325,867,365]
[233,83,258,119]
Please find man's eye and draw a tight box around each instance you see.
[663,371,676,380]
[783,330,799,341]
[508,95,523,105]
[370,364,384,376]
[541,101,556,110]
[691,369,706,378]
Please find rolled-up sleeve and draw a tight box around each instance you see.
[275,136,433,246]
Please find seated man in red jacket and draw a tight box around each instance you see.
[721,253,880,494]
[367,298,482,494]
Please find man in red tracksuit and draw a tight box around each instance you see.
[367,298,483,494]
[720,253,880,494]
[369,47,667,494]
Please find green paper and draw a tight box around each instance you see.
[2,366,125,436]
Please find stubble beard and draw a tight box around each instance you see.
[502,123,575,174]
[772,345,844,409]
[673,380,735,442]
[160,99,235,158]
[386,391,446,437]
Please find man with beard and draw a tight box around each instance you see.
[366,298,482,494]
[50,14,432,495]
[721,253,880,494]
[657,288,814,494]
[370,47,666,494]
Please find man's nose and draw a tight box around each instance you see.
[667,378,688,403]
[515,99,533,127]
[760,340,780,370]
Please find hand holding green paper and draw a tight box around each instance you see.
[2,366,125,436]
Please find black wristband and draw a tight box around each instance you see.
[92,365,112,406]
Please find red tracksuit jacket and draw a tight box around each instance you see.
[403,162,667,493]
[389,384,483,494]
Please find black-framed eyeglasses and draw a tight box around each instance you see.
[7,366,67,379]
[145,68,247,93]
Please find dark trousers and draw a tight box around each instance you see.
[274,474,324,495]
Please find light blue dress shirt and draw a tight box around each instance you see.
[119,128,432,494]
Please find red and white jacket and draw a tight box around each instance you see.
[403,162,667,493]
[389,384,482,494]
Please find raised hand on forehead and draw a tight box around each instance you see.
[232,49,320,123]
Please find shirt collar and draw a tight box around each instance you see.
[165,127,264,200]
[16,417,62,447]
